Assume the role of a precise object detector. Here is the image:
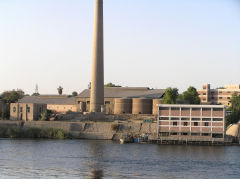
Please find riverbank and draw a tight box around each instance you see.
[0,120,239,145]
[0,120,157,140]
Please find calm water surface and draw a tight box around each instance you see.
[0,139,239,179]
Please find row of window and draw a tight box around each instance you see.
[48,106,73,110]
[159,132,223,138]
[159,117,223,121]
[171,121,209,127]
[202,91,239,95]
[160,107,223,111]
[12,107,42,113]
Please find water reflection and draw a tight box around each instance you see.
[0,140,239,179]
[87,141,105,179]
[89,169,104,179]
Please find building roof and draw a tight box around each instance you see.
[157,104,225,108]
[18,95,75,105]
[77,87,165,99]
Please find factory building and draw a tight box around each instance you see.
[10,103,47,121]
[157,104,225,142]
[76,87,165,115]
[18,95,77,113]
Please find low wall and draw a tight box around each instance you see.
[0,120,157,140]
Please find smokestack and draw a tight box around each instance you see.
[90,0,104,112]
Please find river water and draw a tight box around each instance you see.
[0,140,239,179]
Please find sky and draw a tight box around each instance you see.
[0,0,239,95]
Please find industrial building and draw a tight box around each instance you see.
[18,95,77,113]
[157,104,225,142]
[76,87,165,115]
[10,103,47,121]
[198,84,240,106]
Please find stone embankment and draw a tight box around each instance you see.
[0,120,157,140]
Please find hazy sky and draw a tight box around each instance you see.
[0,0,239,95]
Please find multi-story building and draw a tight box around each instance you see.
[198,84,240,106]
[157,104,225,142]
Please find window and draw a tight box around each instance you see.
[194,122,198,126]
[105,101,110,104]
[227,97,230,99]
[160,107,169,110]
[219,97,222,99]
[27,107,30,113]
[160,117,169,120]
[173,122,178,126]
[192,118,200,121]
[192,108,201,111]
[39,107,42,113]
[20,107,23,112]
[184,122,188,126]
[227,91,231,93]
[159,132,169,137]
[202,133,210,136]
[204,122,209,126]
[203,93,206,95]
[212,133,223,138]
[213,118,223,121]
[181,133,188,136]
[219,91,222,94]
[213,108,223,112]
[202,118,211,121]
[171,107,180,111]
[13,107,16,113]
[191,133,200,136]
[182,108,190,111]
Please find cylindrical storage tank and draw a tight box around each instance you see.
[132,98,152,114]
[152,99,163,115]
[114,98,132,114]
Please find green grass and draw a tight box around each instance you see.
[0,127,72,139]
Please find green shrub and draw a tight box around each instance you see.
[0,127,71,139]
[55,130,65,139]
[40,111,48,121]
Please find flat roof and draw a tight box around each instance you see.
[157,104,225,108]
